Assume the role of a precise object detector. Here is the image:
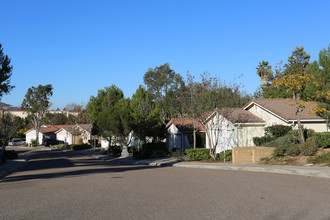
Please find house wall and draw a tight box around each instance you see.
[166,124,191,152]
[10,111,28,118]
[247,104,288,126]
[26,130,44,145]
[296,122,328,132]
[56,130,73,145]
[237,125,265,147]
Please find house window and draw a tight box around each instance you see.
[83,133,87,140]
[254,105,258,112]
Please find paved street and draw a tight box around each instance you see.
[1,149,330,220]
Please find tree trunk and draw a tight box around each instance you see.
[295,94,305,144]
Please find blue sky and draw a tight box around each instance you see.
[1,0,329,110]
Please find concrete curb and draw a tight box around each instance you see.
[170,163,330,179]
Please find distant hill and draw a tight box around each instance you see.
[0,102,22,111]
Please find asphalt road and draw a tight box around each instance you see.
[0,150,330,220]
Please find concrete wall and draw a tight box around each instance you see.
[232,147,275,164]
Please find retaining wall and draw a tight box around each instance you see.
[232,147,275,164]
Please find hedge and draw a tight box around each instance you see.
[313,132,330,148]
[185,148,210,161]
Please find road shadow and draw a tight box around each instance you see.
[0,150,165,183]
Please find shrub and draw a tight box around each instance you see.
[53,144,67,149]
[265,125,292,138]
[31,139,38,147]
[286,144,300,156]
[88,139,99,146]
[171,149,185,159]
[218,150,232,161]
[313,132,330,148]
[133,143,168,159]
[307,152,330,164]
[108,145,122,156]
[128,146,138,154]
[300,139,318,156]
[185,148,211,161]
[273,145,286,157]
[78,138,83,145]
[260,157,271,162]
[253,136,274,146]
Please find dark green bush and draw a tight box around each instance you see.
[108,145,122,156]
[31,139,38,147]
[300,139,318,156]
[273,145,286,157]
[185,148,211,161]
[313,132,330,148]
[128,146,138,154]
[253,136,275,146]
[218,150,232,161]
[88,139,99,146]
[171,148,185,159]
[133,143,168,159]
[286,144,301,156]
[265,125,292,138]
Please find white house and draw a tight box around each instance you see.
[166,118,206,152]
[25,124,69,145]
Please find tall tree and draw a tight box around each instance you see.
[21,84,53,145]
[143,63,184,124]
[86,85,124,147]
[0,43,14,99]
[0,113,19,149]
[256,61,273,88]
[130,85,160,146]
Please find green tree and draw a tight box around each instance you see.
[0,113,19,148]
[256,61,273,88]
[130,85,160,146]
[143,63,184,124]
[21,84,53,145]
[86,85,124,147]
[0,43,14,99]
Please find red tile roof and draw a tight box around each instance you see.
[166,118,205,132]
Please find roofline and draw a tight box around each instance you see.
[288,119,327,123]
[234,123,266,126]
[244,101,290,123]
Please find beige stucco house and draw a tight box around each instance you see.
[55,124,92,145]
[202,99,328,152]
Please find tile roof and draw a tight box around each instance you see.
[205,108,265,124]
[166,118,205,132]
[27,124,74,134]
[75,124,92,133]
[243,98,323,121]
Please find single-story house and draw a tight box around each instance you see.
[243,98,328,132]
[203,108,265,153]
[25,124,72,145]
[56,124,93,145]
[166,118,206,152]
[202,98,328,153]
[100,132,139,149]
